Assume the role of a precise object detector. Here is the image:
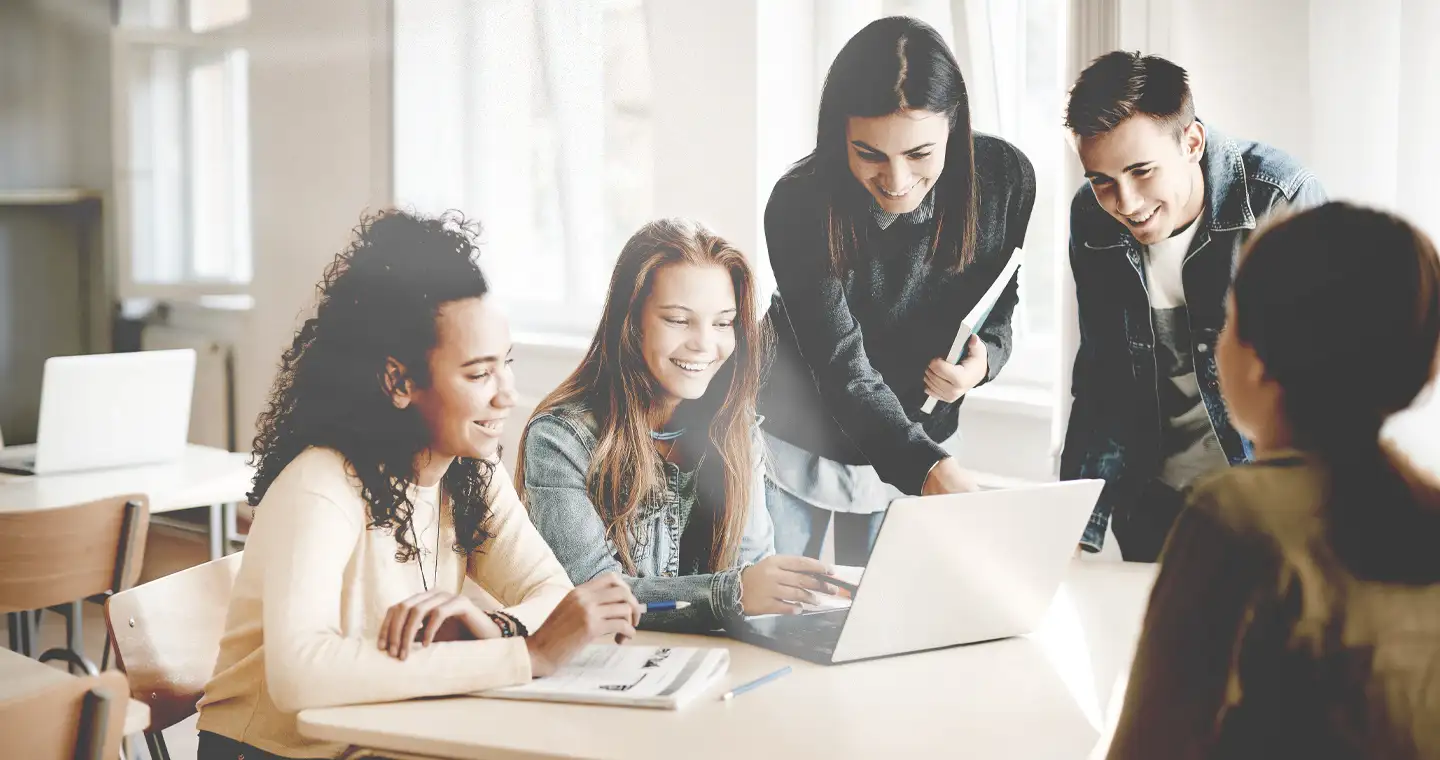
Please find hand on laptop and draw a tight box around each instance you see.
[923,457,980,495]
[740,556,836,615]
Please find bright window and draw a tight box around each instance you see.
[113,0,253,297]
[393,0,654,335]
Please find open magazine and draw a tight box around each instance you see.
[921,247,1024,413]
[479,644,730,710]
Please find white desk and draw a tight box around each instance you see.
[0,646,150,737]
[298,561,1158,760]
[0,444,254,560]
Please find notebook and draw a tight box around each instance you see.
[480,644,730,710]
[921,247,1024,413]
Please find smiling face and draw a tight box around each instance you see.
[846,109,951,215]
[1077,115,1207,246]
[639,263,738,419]
[401,296,516,464]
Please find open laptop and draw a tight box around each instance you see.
[731,479,1105,665]
[0,349,196,476]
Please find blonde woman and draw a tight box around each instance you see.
[517,219,834,633]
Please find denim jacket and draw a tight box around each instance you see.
[519,402,775,633]
[1061,124,1327,552]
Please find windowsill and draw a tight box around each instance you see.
[965,380,1054,420]
[120,295,255,321]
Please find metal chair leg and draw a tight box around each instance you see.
[208,503,223,561]
[29,608,40,654]
[145,730,171,760]
[65,600,85,674]
[38,646,99,676]
[17,610,36,656]
[7,612,19,652]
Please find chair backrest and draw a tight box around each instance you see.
[105,552,242,732]
[0,495,149,613]
[0,669,130,760]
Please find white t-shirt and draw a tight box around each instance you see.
[1144,217,1229,489]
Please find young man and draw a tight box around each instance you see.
[1061,51,1326,561]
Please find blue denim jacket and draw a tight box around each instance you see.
[519,402,776,632]
[1061,124,1327,552]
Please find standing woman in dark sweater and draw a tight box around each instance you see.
[759,16,1036,563]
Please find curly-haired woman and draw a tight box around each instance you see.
[195,210,642,760]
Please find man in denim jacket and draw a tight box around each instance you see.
[1060,52,1326,560]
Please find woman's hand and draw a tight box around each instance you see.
[925,335,989,403]
[377,591,502,660]
[739,555,836,616]
[922,457,980,496]
[525,573,643,677]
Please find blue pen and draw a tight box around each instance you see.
[640,600,691,613]
[720,666,792,701]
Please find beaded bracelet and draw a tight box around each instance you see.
[485,611,529,638]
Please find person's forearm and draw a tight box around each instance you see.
[628,569,745,632]
[265,623,532,712]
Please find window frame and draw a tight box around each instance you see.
[110,21,253,301]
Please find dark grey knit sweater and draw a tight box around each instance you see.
[758,133,1037,495]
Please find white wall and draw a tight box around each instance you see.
[1164,0,1314,163]
[647,2,762,270]
[0,0,112,443]
[232,0,391,449]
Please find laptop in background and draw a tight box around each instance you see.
[0,349,196,476]
[732,479,1105,665]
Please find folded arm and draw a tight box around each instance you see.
[261,489,532,713]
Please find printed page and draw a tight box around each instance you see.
[482,645,729,708]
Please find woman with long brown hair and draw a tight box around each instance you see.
[516,218,833,632]
[759,16,1035,564]
[1107,201,1440,759]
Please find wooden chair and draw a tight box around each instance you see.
[106,552,242,760]
[0,669,132,760]
[0,495,149,672]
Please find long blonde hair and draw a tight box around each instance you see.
[517,219,769,573]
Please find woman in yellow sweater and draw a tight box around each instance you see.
[196,210,642,760]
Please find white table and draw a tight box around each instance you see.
[0,443,254,560]
[1,646,150,737]
[298,561,1158,760]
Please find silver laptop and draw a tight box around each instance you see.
[733,479,1105,664]
[0,349,196,476]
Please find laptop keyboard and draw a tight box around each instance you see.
[746,609,849,654]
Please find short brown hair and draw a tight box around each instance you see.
[1064,51,1194,139]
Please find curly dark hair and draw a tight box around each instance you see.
[249,209,497,562]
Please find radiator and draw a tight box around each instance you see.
[139,324,236,451]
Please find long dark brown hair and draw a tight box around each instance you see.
[249,210,497,562]
[1232,201,1440,582]
[516,219,770,573]
[810,15,978,277]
